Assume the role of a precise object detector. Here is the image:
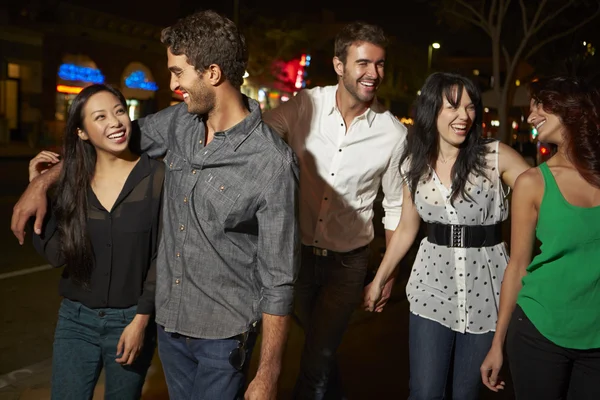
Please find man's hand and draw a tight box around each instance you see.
[115,314,149,366]
[245,371,277,400]
[11,161,61,245]
[364,277,395,312]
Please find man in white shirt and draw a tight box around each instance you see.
[263,21,407,399]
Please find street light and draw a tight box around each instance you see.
[427,42,441,73]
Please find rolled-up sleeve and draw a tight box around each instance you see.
[255,155,300,316]
[381,138,405,230]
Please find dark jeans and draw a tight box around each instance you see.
[506,305,600,400]
[408,312,493,400]
[293,244,370,400]
[51,299,155,400]
[157,325,257,400]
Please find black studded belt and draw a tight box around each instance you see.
[426,222,503,248]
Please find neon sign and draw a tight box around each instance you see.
[295,54,310,89]
[125,70,158,91]
[56,85,83,94]
[58,64,105,84]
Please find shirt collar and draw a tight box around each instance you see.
[88,153,152,211]
[326,84,378,127]
[211,96,261,151]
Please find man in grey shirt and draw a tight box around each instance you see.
[11,10,299,400]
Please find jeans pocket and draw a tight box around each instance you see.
[339,248,370,271]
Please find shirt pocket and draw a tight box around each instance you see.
[195,172,241,225]
[163,150,186,200]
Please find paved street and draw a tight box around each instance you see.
[0,155,515,399]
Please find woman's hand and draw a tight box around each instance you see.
[480,344,506,392]
[115,314,150,365]
[29,151,60,182]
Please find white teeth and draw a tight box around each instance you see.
[535,120,545,130]
[360,81,374,87]
[452,125,466,130]
[108,132,125,139]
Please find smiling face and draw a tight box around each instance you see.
[436,86,476,147]
[77,91,131,156]
[334,42,385,104]
[527,98,565,145]
[167,48,216,115]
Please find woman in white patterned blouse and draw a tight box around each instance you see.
[364,72,530,400]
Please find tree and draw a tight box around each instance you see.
[240,11,314,91]
[440,0,600,142]
[376,37,429,116]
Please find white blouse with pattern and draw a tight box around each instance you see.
[406,140,509,334]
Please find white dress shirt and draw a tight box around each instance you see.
[263,85,407,252]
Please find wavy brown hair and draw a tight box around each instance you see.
[161,10,248,88]
[334,21,388,64]
[529,76,600,188]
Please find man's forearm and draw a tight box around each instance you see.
[35,161,62,190]
[255,313,290,381]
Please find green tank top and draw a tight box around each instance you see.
[517,162,600,350]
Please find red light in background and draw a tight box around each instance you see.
[540,146,548,155]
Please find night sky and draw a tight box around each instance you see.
[8,0,600,75]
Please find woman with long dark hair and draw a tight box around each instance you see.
[29,84,163,399]
[481,76,600,399]
[364,72,530,399]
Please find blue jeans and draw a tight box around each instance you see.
[293,245,370,400]
[409,312,493,400]
[51,299,156,400]
[157,325,257,400]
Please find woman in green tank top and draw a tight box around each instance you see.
[480,76,600,399]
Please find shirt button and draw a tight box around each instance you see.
[183,197,188,203]
[314,240,319,244]
[199,139,203,144]
[331,173,334,176]
[175,279,180,284]
[324,197,328,201]
[98,311,106,317]
[319,219,323,222]
[220,186,225,191]
[192,170,197,174]
[338,149,342,152]
[176,252,181,258]
[180,225,185,231]
[169,162,173,168]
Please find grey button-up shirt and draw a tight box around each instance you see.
[136,98,300,339]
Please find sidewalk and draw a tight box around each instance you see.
[0,283,514,400]
[0,286,410,400]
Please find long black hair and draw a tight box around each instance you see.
[54,84,128,287]
[401,72,492,204]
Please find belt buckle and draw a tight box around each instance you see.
[450,225,464,248]
[313,247,328,256]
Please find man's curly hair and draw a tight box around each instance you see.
[161,10,248,88]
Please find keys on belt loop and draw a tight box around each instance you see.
[312,247,328,256]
